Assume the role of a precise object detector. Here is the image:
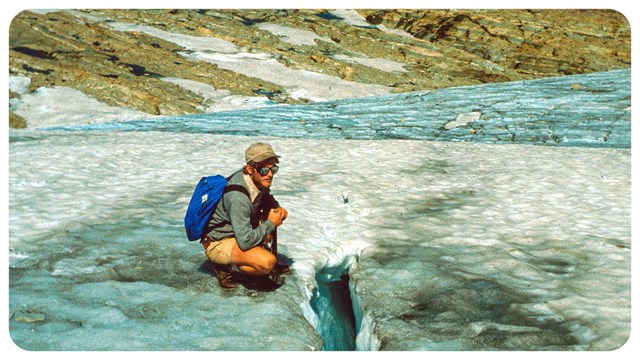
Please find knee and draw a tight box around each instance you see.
[255,253,276,275]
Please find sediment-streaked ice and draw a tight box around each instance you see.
[9,130,630,350]
[40,69,630,149]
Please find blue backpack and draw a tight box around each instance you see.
[184,174,248,241]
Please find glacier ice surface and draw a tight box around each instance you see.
[8,131,630,351]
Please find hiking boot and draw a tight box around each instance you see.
[274,263,291,275]
[269,273,286,287]
[214,264,238,289]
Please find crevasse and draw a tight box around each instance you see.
[303,252,380,351]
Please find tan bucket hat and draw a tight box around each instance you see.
[245,142,280,164]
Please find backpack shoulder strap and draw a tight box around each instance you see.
[224,170,250,198]
[224,184,250,198]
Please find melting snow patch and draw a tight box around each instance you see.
[182,52,391,101]
[330,9,414,38]
[257,23,333,46]
[332,54,407,73]
[107,21,240,53]
[9,76,31,95]
[11,86,155,128]
[161,77,273,112]
[71,12,393,102]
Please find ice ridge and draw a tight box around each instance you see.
[44,69,630,148]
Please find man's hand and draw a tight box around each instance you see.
[268,207,288,227]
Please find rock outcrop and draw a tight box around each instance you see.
[9,9,630,128]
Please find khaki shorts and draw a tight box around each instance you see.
[204,237,236,265]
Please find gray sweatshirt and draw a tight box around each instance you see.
[205,170,279,251]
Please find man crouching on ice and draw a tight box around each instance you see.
[202,142,289,289]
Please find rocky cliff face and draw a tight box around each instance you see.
[9,9,630,128]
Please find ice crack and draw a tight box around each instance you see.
[311,270,357,350]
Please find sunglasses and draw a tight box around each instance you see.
[256,165,279,176]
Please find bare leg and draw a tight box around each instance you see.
[230,242,276,276]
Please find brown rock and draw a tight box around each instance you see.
[340,66,354,81]
[310,55,327,63]
[9,112,27,128]
[361,9,630,77]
